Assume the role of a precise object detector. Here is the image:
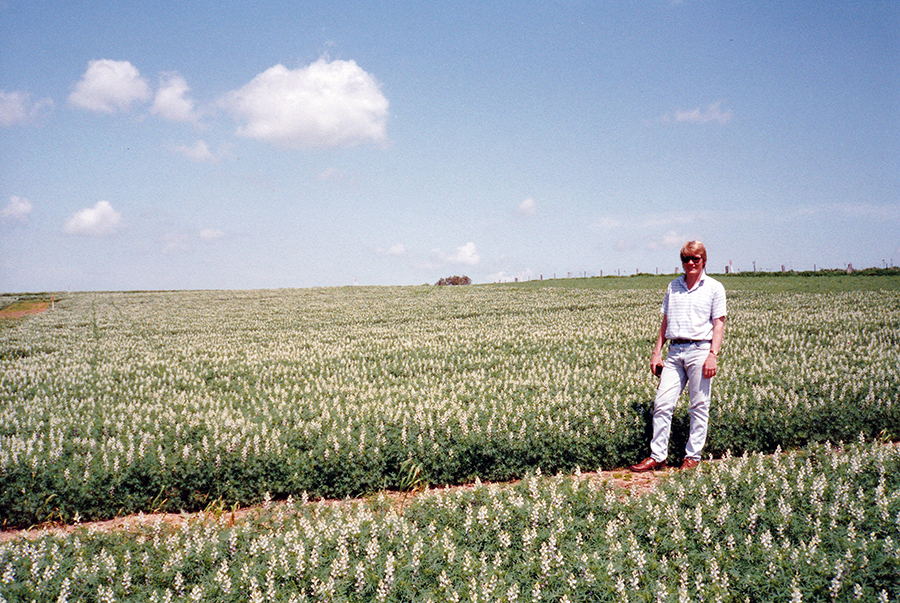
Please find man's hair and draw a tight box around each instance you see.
[680,240,707,263]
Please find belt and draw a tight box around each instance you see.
[670,338,710,345]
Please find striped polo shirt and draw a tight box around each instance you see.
[661,272,727,341]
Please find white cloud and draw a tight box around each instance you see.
[63,201,123,236]
[376,243,406,256]
[151,73,200,123]
[670,101,732,125]
[222,58,389,149]
[518,197,536,216]
[316,167,348,182]
[199,228,225,241]
[69,59,150,113]
[427,242,482,268]
[0,90,53,126]
[1,196,33,221]
[161,232,192,255]
[175,140,215,162]
[448,242,480,266]
[487,269,533,283]
[614,229,687,253]
[645,230,687,251]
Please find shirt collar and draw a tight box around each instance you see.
[681,271,706,292]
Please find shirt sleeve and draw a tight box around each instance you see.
[710,281,727,319]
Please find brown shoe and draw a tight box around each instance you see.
[630,457,666,472]
[679,458,699,470]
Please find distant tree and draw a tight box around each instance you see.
[436,275,471,286]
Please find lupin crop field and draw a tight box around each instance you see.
[2,275,900,601]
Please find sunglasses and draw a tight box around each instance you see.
[681,255,702,264]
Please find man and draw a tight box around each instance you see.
[631,240,727,472]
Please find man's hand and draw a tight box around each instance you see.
[650,352,664,377]
[651,317,667,377]
[703,353,718,379]
[704,316,725,379]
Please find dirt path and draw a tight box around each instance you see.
[0,466,666,542]
[0,299,50,320]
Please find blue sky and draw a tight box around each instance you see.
[1,1,897,291]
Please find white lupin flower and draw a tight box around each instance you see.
[2,287,900,603]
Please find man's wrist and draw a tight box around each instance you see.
[709,349,719,357]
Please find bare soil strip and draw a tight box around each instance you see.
[0,467,665,542]
[0,300,50,320]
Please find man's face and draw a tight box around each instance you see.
[681,253,705,277]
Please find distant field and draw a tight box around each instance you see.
[1,274,898,528]
[512,272,900,292]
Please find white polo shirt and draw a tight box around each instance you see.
[662,272,727,341]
